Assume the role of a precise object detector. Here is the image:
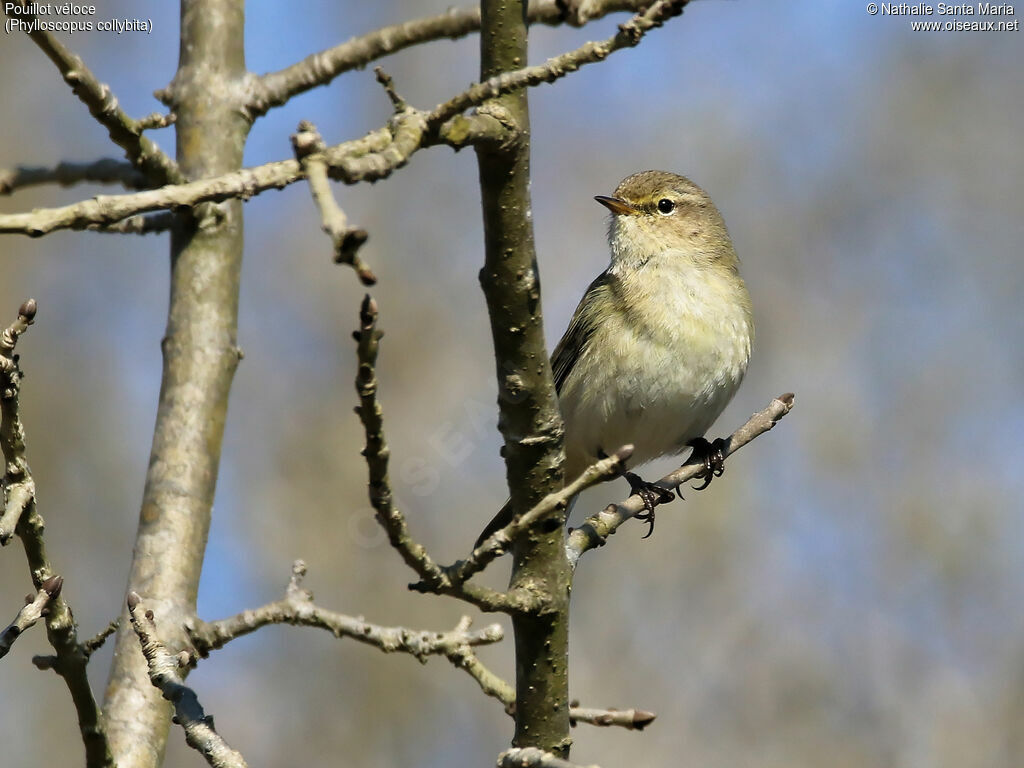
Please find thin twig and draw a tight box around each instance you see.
[182,562,645,731]
[136,112,177,132]
[0,159,149,195]
[566,393,796,568]
[0,116,414,236]
[183,562,518,716]
[127,593,249,768]
[249,0,653,117]
[428,0,691,127]
[291,122,375,285]
[373,67,407,112]
[354,297,519,613]
[7,10,182,186]
[0,2,691,238]
[185,561,504,660]
[0,300,114,768]
[82,620,119,660]
[443,446,633,587]
[0,299,37,543]
[569,705,656,730]
[1,300,41,672]
[90,211,178,235]
[0,577,61,660]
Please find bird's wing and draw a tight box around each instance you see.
[551,270,614,395]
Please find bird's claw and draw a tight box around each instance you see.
[687,437,728,490]
[624,472,675,539]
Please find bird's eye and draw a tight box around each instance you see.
[657,198,675,214]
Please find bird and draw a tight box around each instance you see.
[476,170,753,547]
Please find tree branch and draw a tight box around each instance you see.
[428,0,691,128]
[498,747,602,768]
[0,159,149,196]
[353,296,518,613]
[0,300,115,768]
[0,1,688,239]
[82,620,119,660]
[0,577,60,660]
[566,393,797,568]
[0,115,417,237]
[185,560,504,659]
[88,211,178,235]
[474,0,576,756]
[181,562,650,735]
[127,593,249,768]
[0,301,36,545]
[291,122,374,285]
[569,705,656,730]
[248,0,652,118]
[353,295,448,588]
[443,447,633,588]
[5,8,182,186]
[102,3,251,765]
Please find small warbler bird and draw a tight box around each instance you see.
[477,170,753,545]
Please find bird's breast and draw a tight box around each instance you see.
[558,265,752,476]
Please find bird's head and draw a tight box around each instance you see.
[596,170,737,272]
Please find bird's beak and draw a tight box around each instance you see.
[594,195,638,216]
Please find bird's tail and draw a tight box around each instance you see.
[474,498,514,549]
[473,495,578,550]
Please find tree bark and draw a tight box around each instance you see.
[474,0,572,757]
[101,2,249,766]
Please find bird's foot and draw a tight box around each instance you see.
[687,437,728,490]
[623,472,675,539]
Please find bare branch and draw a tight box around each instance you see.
[248,0,651,118]
[445,632,518,710]
[136,112,177,132]
[6,9,183,186]
[180,561,645,733]
[429,0,691,127]
[0,2,690,239]
[101,3,251,761]
[354,297,518,613]
[0,577,61,660]
[0,299,38,544]
[0,159,149,196]
[471,0,578,754]
[180,562,515,717]
[88,211,178,235]
[291,122,375,285]
[373,66,407,113]
[0,116,413,237]
[569,705,656,730]
[185,561,504,660]
[0,300,115,767]
[353,295,446,586]
[498,747,602,768]
[566,393,797,568]
[0,3,693,239]
[82,620,119,660]
[127,594,249,768]
[444,447,633,587]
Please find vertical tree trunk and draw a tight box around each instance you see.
[474,0,573,757]
[102,3,249,766]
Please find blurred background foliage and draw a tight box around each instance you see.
[1,1,1022,766]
